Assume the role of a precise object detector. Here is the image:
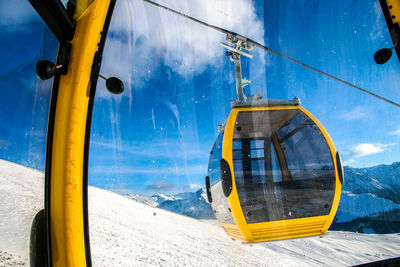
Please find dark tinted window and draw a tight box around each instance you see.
[208,131,224,185]
[233,110,335,223]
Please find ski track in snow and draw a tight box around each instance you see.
[1,159,400,266]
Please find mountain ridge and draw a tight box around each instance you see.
[125,162,400,234]
[1,159,400,266]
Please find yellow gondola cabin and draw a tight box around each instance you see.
[205,99,343,242]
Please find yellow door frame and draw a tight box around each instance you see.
[45,1,115,266]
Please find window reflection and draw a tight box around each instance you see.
[233,110,335,223]
[208,130,235,224]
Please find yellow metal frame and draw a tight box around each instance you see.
[49,1,111,266]
[221,106,342,242]
[386,0,400,25]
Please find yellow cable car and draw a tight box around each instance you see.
[204,34,343,243]
[205,98,343,242]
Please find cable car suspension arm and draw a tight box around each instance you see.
[220,34,253,102]
[142,0,400,108]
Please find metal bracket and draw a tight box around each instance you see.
[220,34,254,103]
[231,93,301,108]
[57,42,72,75]
[35,43,72,80]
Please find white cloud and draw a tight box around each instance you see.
[148,0,264,73]
[338,106,369,120]
[98,0,265,97]
[350,143,391,158]
[178,183,202,191]
[389,129,400,136]
[343,158,356,166]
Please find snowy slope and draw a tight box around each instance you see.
[335,192,400,223]
[1,159,400,266]
[0,159,43,263]
[343,163,400,203]
[331,163,400,233]
[89,186,400,267]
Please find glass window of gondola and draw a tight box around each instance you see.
[208,131,224,185]
[207,130,235,224]
[232,109,336,224]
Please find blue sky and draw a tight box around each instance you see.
[1,0,400,195]
[0,0,56,171]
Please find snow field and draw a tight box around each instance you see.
[89,186,301,266]
[1,159,400,266]
[89,186,400,266]
[0,160,43,264]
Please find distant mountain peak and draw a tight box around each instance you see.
[125,188,214,220]
[126,163,400,233]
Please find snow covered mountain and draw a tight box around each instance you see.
[125,194,159,207]
[125,189,214,219]
[158,189,214,219]
[152,193,179,203]
[127,162,400,234]
[342,163,400,203]
[126,192,183,206]
[331,163,400,233]
[1,159,400,266]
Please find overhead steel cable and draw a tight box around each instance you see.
[257,45,400,108]
[143,0,400,108]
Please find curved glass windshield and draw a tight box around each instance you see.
[233,109,336,223]
[0,1,57,264]
[208,130,223,186]
[87,0,400,265]
[2,0,399,266]
[2,0,399,265]
[207,130,235,224]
